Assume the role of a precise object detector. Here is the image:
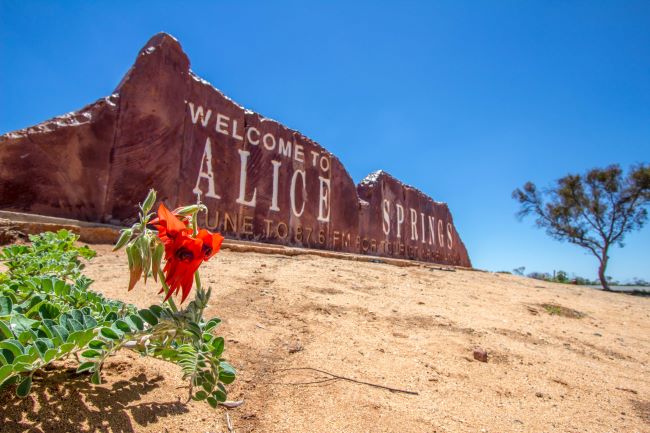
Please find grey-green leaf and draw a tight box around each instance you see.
[0,297,13,315]
[113,320,132,334]
[127,314,144,331]
[16,375,32,397]
[88,339,107,350]
[10,314,37,334]
[219,361,236,384]
[211,337,224,358]
[0,364,14,385]
[193,390,208,401]
[77,361,95,373]
[213,383,227,402]
[113,229,133,251]
[100,327,121,340]
[138,309,158,326]
[38,303,60,320]
[81,349,101,359]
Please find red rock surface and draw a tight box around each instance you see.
[0,33,471,267]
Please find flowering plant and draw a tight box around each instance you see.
[0,190,235,409]
[112,189,235,406]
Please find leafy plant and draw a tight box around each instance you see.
[0,190,235,408]
[0,230,95,283]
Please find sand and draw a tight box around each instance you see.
[1,244,649,433]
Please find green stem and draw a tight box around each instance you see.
[194,271,202,292]
[191,211,201,312]
[158,269,178,313]
[191,208,205,319]
[191,212,198,236]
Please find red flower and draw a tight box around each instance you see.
[150,203,191,248]
[196,229,224,262]
[161,234,204,303]
[152,203,224,303]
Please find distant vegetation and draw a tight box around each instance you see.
[513,164,650,291]
[507,266,650,287]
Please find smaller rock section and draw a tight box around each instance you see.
[473,347,488,362]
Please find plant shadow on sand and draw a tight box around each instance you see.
[1,365,189,433]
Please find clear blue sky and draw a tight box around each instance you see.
[1,1,648,281]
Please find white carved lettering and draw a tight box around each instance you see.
[246,127,260,145]
[420,212,426,244]
[270,160,281,211]
[188,103,212,127]
[235,149,257,207]
[317,176,331,222]
[396,204,404,238]
[193,138,220,199]
[428,216,435,245]
[410,208,418,241]
[263,133,276,151]
[279,138,292,158]
[232,119,243,141]
[446,222,453,249]
[215,113,230,135]
[290,170,306,217]
[294,144,304,163]
[319,156,330,172]
[382,199,391,235]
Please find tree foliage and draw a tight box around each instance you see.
[513,164,650,290]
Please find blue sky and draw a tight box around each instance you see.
[1,1,649,281]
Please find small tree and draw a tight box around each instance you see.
[512,266,526,276]
[513,164,650,291]
[555,270,569,283]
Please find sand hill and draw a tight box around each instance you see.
[2,244,649,433]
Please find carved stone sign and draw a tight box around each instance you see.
[0,33,471,267]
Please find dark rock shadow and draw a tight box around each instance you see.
[1,368,189,433]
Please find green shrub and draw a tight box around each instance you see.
[0,229,234,407]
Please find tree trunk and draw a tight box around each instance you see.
[598,251,611,291]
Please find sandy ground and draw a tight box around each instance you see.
[2,244,649,433]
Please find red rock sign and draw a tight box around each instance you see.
[0,33,471,267]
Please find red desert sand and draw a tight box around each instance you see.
[2,244,649,433]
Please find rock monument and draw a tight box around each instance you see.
[0,33,471,267]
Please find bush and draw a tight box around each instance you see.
[0,193,235,408]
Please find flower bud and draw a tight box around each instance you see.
[138,236,151,284]
[113,229,133,251]
[174,204,201,216]
[151,242,165,282]
[141,189,157,214]
[127,243,143,291]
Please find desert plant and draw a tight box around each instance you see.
[0,190,235,408]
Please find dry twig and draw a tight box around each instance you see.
[277,367,419,395]
[222,400,245,408]
[225,412,235,433]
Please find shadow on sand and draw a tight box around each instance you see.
[1,367,189,433]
